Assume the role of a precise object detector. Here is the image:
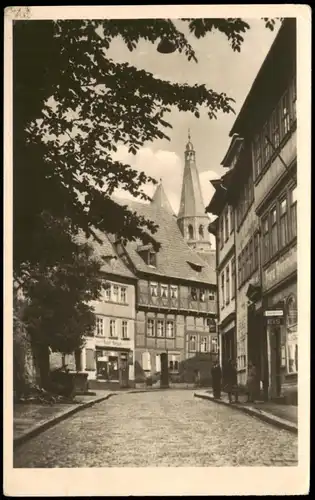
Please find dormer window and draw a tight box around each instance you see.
[187,260,203,272]
[148,250,156,267]
[137,244,157,267]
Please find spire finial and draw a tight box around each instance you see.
[188,128,191,141]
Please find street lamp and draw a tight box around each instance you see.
[157,37,177,54]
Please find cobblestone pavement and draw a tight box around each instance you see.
[14,390,297,468]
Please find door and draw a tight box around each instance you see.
[120,354,129,388]
[160,352,169,388]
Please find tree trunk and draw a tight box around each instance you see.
[33,342,50,389]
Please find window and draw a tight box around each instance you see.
[120,287,127,303]
[291,76,297,122]
[200,289,205,302]
[224,208,229,241]
[105,285,111,301]
[169,356,179,372]
[280,92,291,139]
[142,351,151,371]
[112,285,119,302]
[121,320,128,339]
[191,288,197,301]
[262,122,271,164]
[237,173,254,228]
[226,265,230,304]
[244,245,249,281]
[85,348,95,371]
[209,291,215,301]
[166,320,174,338]
[148,251,156,267]
[189,335,196,352]
[219,217,224,249]
[287,343,298,374]
[237,255,241,288]
[200,337,208,353]
[271,107,280,149]
[109,319,116,337]
[230,206,234,234]
[161,285,168,298]
[240,250,245,285]
[150,282,158,297]
[188,224,194,240]
[220,272,225,307]
[155,354,161,373]
[253,233,259,271]
[249,238,253,276]
[287,294,297,328]
[157,320,164,337]
[270,207,278,256]
[253,133,262,179]
[280,197,288,247]
[95,317,104,336]
[170,286,178,299]
[290,185,297,239]
[262,216,270,263]
[231,257,236,299]
[211,337,218,353]
[199,225,204,239]
[147,318,155,337]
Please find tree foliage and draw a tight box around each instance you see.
[14,17,282,280]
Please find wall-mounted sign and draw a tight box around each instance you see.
[264,309,284,317]
[266,317,283,326]
[263,245,297,291]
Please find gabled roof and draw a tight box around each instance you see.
[75,229,136,280]
[118,200,216,285]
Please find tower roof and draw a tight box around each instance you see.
[151,180,174,214]
[178,132,206,219]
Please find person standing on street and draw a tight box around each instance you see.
[225,359,238,404]
[247,361,257,403]
[211,359,222,399]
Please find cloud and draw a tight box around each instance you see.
[112,145,220,217]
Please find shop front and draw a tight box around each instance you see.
[219,313,236,378]
[96,347,133,388]
[262,244,297,403]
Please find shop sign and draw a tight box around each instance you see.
[98,337,130,349]
[264,309,284,317]
[263,245,297,291]
[266,317,283,326]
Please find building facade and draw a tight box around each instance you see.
[207,19,297,402]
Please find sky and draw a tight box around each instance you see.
[108,19,280,214]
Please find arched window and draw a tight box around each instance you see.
[199,225,204,239]
[188,224,194,240]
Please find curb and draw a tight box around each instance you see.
[13,393,117,449]
[194,392,298,435]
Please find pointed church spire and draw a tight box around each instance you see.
[151,179,174,214]
[177,133,212,252]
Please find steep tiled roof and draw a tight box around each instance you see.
[119,199,216,285]
[151,181,174,214]
[75,229,136,280]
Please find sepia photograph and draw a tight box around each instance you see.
[4,4,310,496]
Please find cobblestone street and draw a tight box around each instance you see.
[14,390,298,468]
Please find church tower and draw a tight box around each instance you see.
[177,131,212,253]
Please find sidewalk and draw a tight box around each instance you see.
[14,390,116,448]
[194,390,298,434]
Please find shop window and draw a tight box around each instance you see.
[147,318,155,337]
[189,335,196,352]
[95,316,104,336]
[166,320,174,338]
[157,320,165,337]
[120,287,127,303]
[121,320,128,339]
[290,185,297,239]
[150,282,158,297]
[85,348,95,371]
[109,319,116,337]
[142,351,151,371]
[200,336,208,353]
[188,224,194,240]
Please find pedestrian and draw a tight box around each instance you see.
[225,359,238,404]
[247,361,257,403]
[211,359,222,399]
[194,369,200,388]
